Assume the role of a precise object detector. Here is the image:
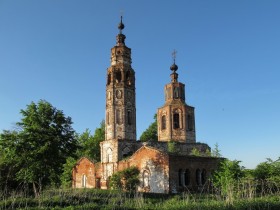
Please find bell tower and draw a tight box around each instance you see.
[105,16,136,141]
[157,51,196,143]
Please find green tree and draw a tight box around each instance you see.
[78,121,105,161]
[212,143,222,157]
[0,130,20,192]
[212,159,245,202]
[191,148,201,156]
[0,100,79,196]
[254,157,280,186]
[167,141,177,154]
[60,121,105,189]
[60,157,77,188]
[110,166,140,191]
[140,114,158,141]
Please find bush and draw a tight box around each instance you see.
[110,166,140,191]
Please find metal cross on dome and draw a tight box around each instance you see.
[172,49,177,64]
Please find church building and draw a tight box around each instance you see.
[72,17,221,193]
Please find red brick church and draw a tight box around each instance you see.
[72,17,221,193]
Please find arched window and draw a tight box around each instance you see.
[143,170,150,188]
[173,113,180,129]
[82,174,87,188]
[188,115,193,131]
[127,110,132,125]
[161,115,166,130]
[202,169,207,185]
[126,71,131,85]
[107,148,112,162]
[115,71,122,83]
[174,87,179,99]
[185,169,191,186]
[196,169,202,186]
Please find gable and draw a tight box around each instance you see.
[129,146,169,168]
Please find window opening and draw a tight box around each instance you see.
[173,113,180,129]
[127,110,132,125]
[161,115,166,130]
[107,148,112,162]
[185,169,190,186]
[116,71,122,83]
[143,170,150,188]
[82,174,87,188]
[126,71,131,85]
[196,169,202,186]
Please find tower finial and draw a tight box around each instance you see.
[170,49,178,72]
[118,15,125,34]
[116,15,126,46]
[172,49,177,64]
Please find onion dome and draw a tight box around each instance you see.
[118,16,125,33]
[170,63,178,72]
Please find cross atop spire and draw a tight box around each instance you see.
[170,50,179,82]
[116,16,126,46]
[172,49,177,64]
[170,49,178,73]
[118,16,125,34]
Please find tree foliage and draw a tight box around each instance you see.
[191,148,201,156]
[0,100,79,195]
[77,121,105,161]
[60,157,77,188]
[253,157,280,186]
[212,143,222,157]
[212,159,245,201]
[140,114,158,141]
[110,166,140,191]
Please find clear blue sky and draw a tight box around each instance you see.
[1,0,279,169]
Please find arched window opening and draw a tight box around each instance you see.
[82,174,87,188]
[143,170,150,188]
[127,110,132,125]
[196,169,202,186]
[116,71,122,83]
[126,71,131,85]
[185,169,191,186]
[174,87,179,99]
[107,148,112,162]
[173,113,180,129]
[202,169,207,185]
[107,73,111,85]
[161,115,166,130]
[188,115,193,131]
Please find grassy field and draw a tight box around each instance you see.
[0,188,280,210]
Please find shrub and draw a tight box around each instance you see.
[110,166,140,191]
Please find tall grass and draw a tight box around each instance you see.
[0,179,279,209]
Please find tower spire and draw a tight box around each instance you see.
[116,16,126,46]
[118,16,124,34]
[170,50,178,82]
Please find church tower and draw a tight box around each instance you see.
[105,16,136,141]
[100,17,137,188]
[157,51,196,143]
